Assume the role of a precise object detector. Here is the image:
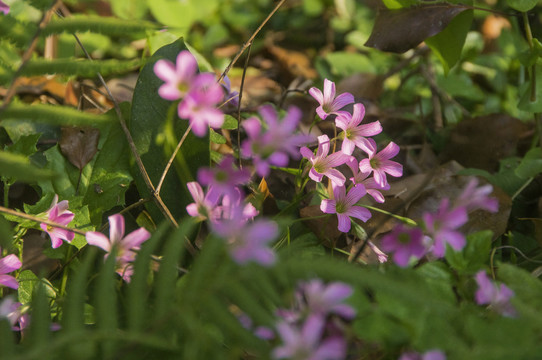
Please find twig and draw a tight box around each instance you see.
[0,205,86,236]
[218,0,288,83]
[156,123,193,195]
[236,43,252,167]
[0,0,62,113]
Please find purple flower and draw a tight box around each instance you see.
[238,314,275,340]
[186,181,220,221]
[0,1,9,14]
[154,50,198,101]
[346,157,389,203]
[309,79,354,120]
[475,271,516,317]
[300,135,351,186]
[399,349,447,360]
[0,251,21,289]
[358,139,403,188]
[272,315,347,360]
[219,187,258,222]
[423,199,468,258]
[320,184,372,233]
[380,224,427,267]
[40,194,75,249]
[178,73,225,137]
[241,105,314,177]
[455,177,499,213]
[221,75,239,107]
[297,279,356,320]
[212,217,278,266]
[0,296,29,331]
[335,103,382,155]
[197,155,251,201]
[86,214,151,282]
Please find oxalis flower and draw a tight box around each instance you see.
[423,198,468,258]
[86,214,151,282]
[474,271,516,317]
[197,155,251,201]
[335,103,382,155]
[0,1,9,15]
[300,135,351,186]
[295,279,356,320]
[309,79,354,120]
[0,250,22,289]
[380,224,427,267]
[358,138,402,188]
[154,50,198,101]
[320,183,371,233]
[40,194,75,249]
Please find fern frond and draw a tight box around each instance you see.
[21,58,142,78]
[1,103,114,127]
[43,15,158,37]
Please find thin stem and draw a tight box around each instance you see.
[237,43,252,167]
[156,123,193,195]
[522,12,536,102]
[218,0,288,83]
[59,245,73,298]
[0,205,86,236]
[3,181,9,208]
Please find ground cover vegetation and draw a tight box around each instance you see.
[0,0,542,359]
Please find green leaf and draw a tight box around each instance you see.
[325,52,375,76]
[518,65,542,113]
[130,38,210,222]
[1,103,114,127]
[425,10,473,74]
[505,0,537,12]
[445,230,492,274]
[222,115,238,130]
[43,15,156,35]
[0,216,14,250]
[18,269,39,305]
[110,0,148,19]
[147,0,219,29]
[382,0,417,9]
[3,133,40,157]
[210,129,226,144]
[516,147,542,179]
[0,150,54,183]
[21,58,142,78]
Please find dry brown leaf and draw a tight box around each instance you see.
[59,126,100,170]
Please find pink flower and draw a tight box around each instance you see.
[272,315,346,360]
[0,251,21,289]
[474,271,516,317]
[296,279,356,320]
[309,79,354,120]
[86,214,151,282]
[399,350,447,360]
[178,73,225,137]
[320,184,372,233]
[241,105,313,177]
[0,296,28,331]
[455,177,499,213]
[40,194,75,249]
[358,139,403,188]
[335,103,382,155]
[221,75,239,108]
[300,135,351,186]
[0,1,9,14]
[212,217,278,266]
[154,50,198,101]
[197,155,251,201]
[346,157,389,203]
[423,199,468,258]
[186,182,220,221]
[380,224,427,267]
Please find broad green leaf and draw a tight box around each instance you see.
[425,10,473,74]
[382,0,417,9]
[18,269,39,305]
[518,66,542,113]
[222,115,238,130]
[37,106,132,225]
[516,147,542,179]
[0,216,14,250]
[210,129,226,144]
[3,133,40,157]
[130,38,210,222]
[0,150,54,183]
[445,230,492,274]
[505,0,537,12]
[147,0,219,29]
[110,0,148,19]
[325,52,375,76]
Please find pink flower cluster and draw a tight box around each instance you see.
[303,79,402,233]
[381,178,499,267]
[186,155,278,266]
[272,279,356,360]
[154,50,226,137]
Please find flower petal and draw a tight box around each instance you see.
[86,232,112,253]
[108,214,125,244]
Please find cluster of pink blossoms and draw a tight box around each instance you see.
[186,155,278,266]
[154,50,227,137]
[381,177,499,267]
[303,79,402,233]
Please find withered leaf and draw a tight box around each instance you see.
[365,3,467,53]
[59,126,100,170]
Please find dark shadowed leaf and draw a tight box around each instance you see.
[364,4,468,53]
[59,127,100,170]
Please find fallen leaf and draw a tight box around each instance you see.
[59,126,100,170]
[365,3,468,53]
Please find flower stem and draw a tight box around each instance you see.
[59,246,73,298]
